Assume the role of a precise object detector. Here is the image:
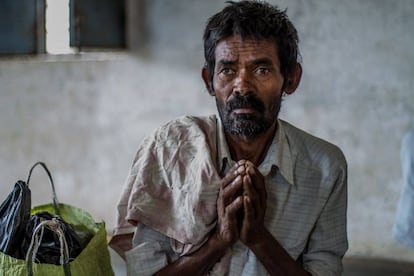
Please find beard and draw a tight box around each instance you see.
[216,93,282,137]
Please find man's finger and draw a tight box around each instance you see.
[220,162,241,189]
[243,196,255,221]
[225,195,244,217]
[243,174,260,216]
[245,162,267,208]
[222,175,243,205]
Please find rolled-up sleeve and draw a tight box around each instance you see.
[302,162,348,276]
[126,223,179,276]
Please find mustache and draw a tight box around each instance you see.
[226,94,265,113]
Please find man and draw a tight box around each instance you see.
[111,1,348,275]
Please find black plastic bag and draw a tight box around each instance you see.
[21,211,83,265]
[0,180,31,259]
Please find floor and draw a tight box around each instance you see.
[110,249,414,276]
[343,257,414,276]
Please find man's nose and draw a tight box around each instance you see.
[233,70,253,96]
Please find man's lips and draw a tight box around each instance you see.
[232,108,257,115]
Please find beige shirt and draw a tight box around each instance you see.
[113,115,348,275]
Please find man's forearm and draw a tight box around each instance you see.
[250,229,310,276]
[154,234,228,276]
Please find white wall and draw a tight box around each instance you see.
[1,0,414,262]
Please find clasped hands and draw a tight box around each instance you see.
[215,160,267,249]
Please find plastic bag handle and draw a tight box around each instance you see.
[26,162,60,216]
[25,218,71,276]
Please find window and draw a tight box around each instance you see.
[0,0,125,55]
[0,1,45,54]
[70,0,126,50]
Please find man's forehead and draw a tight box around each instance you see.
[215,36,279,63]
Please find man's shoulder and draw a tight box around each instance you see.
[136,114,219,168]
[173,115,218,129]
[279,119,347,168]
[149,115,218,145]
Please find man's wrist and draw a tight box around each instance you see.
[209,231,232,256]
[248,227,271,253]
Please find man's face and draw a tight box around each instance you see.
[211,35,285,137]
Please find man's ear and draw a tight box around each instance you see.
[201,67,215,96]
[284,63,302,95]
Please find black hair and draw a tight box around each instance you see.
[203,0,300,81]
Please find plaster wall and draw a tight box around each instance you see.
[1,0,414,262]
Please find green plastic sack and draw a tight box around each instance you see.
[0,203,114,276]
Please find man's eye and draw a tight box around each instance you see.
[219,68,235,75]
[255,67,270,75]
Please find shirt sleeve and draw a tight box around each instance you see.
[302,160,348,276]
[125,223,179,276]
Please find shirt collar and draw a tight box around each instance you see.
[216,116,295,186]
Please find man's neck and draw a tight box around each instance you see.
[225,123,277,166]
